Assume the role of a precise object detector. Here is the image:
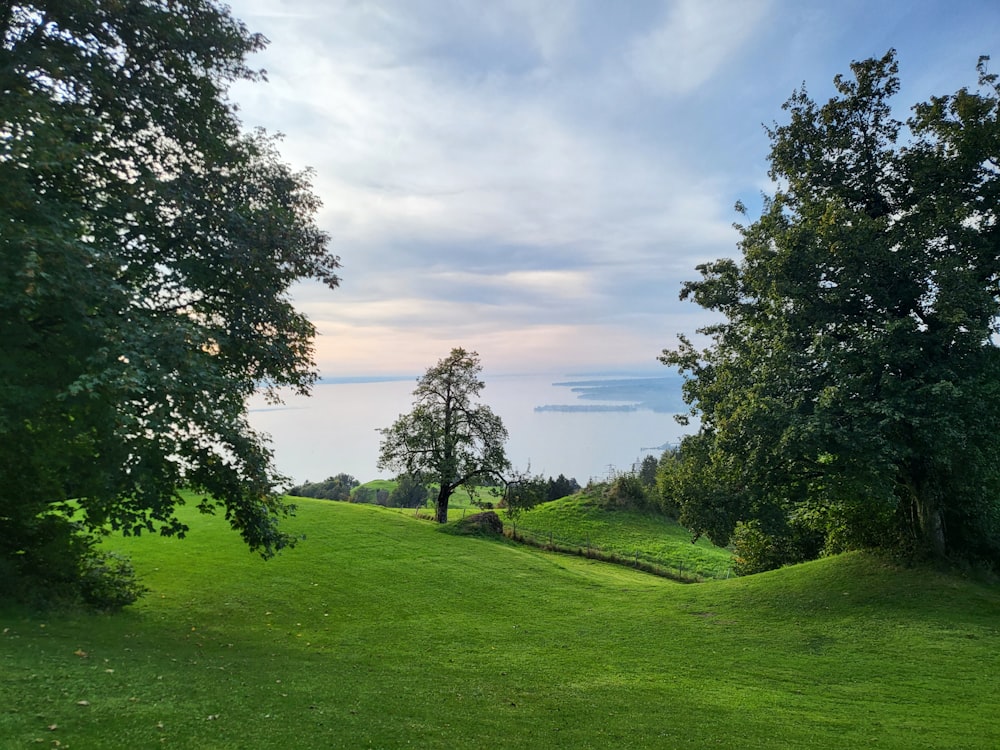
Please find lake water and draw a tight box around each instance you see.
[248,373,694,486]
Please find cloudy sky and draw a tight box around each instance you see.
[224,0,998,377]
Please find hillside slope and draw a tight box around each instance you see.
[511,493,733,578]
[1,500,998,749]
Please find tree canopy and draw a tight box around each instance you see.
[661,50,1000,568]
[388,474,431,509]
[288,475,360,502]
[377,348,510,523]
[1,0,339,598]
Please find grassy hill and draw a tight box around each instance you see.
[509,493,733,579]
[1,499,999,749]
[348,479,502,511]
[351,484,733,579]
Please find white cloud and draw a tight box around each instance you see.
[627,0,773,96]
[221,0,999,377]
[427,268,598,301]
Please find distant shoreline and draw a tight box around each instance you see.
[534,404,639,413]
[316,375,416,385]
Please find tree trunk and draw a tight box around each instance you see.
[434,485,450,523]
[906,476,946,557]
[915,494,946,558]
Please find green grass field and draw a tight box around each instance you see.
[2,499,999,749]
[510,493,733,579]
[350,479,503,512]
[355,482,734,580]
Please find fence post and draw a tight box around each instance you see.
[634,550,639,567]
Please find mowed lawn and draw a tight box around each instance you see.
[509,493,734,579]
[2,498,999,749]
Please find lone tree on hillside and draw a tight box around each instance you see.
[0,0,340,602]
[661,50,1000,567]
[378,348,511,523]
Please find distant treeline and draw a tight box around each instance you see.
[288,474,428,508]
[287,474,360,501]
[289,473,582,509]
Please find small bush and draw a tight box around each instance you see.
[79,550,148,611]
[731,520,783,576]
[445,511,504,536]
[388,474,430,508]
[1,516,146,611]
[604,473,648,510]
[731,519,822,576]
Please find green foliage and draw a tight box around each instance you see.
[653,449,683,519]
[351,479,395,506]
[600,456,661,512]
[387,474,431,509]
[0,0,340,592]
[287,474,360,501]
[350,486,372,504]
[78,550,148,612]
[443,510,504,537]
[655,436,754,542]
[730,520,793,577]
[503,470,581,520]
[502,469,549,520]
[546,473,582,501]
[378,349,511,523]
[604,471,649,510]
[662,50,1000,564]
[5,502,998,748]
[0,514,145,611]
[637,454,659,489]
[349,480,487,513]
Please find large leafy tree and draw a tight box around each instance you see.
[0,0,340,588]
[378,348,510,523]
[661,51,1000,565]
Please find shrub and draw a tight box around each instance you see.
[288,474,359,501]
[0,515,146,611]
[80,550,148,611]
[546,474,581,501]
[388,475,430,508]
[604,472,648,510]
[352,486,375,504]
[731,519,823,576]
[731,520,783,576]
[447,511,504,536]
[654,449,683,519]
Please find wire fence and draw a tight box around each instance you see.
[504,521,731,583]
[403,505,733,583]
